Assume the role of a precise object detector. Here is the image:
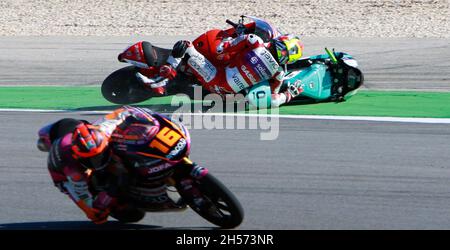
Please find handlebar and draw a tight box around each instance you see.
[226,18,248,36]
[226,19,239,28]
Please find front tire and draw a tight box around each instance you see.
[187,173,244,229]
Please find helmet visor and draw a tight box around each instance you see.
[275,40,289,64]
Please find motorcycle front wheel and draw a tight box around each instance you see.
[187,173,244,229]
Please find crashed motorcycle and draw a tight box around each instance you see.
[101,16,363,108]
[38,111,244,229]
[246,48,364,108]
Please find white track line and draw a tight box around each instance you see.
[1,108,450,124]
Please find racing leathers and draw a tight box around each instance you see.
[39,119,116,224]
[165,34,303,107]
[134,55,180,96]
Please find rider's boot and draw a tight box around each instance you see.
[172,40,193,59]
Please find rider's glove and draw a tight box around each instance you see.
[75,191,116,225]
[76,199,110,224]
[87,207,110,225]
[286,81,304,98]
[159,65,177,80]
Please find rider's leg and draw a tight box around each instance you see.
[172,40,223,93]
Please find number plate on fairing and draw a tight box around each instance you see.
[246,80,272,109]
[137,114,188,161]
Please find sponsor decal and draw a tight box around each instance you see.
[147,162,173,174]
[233,74,245,89]
[167,138,187,159]
[240,65,257,83]
[226,67,248,92]
[245,50,271,79]
[255,63,270,79]
[188,53,217,82]
[256,47,279,71]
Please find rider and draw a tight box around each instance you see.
[159,33,305,107]
[93,106,197,211]
[38,107,198,223]
[38,119,116,224]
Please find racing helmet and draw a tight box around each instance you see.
[71,123,111,171]
[272,35,304,65]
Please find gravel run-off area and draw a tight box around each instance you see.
[0,0,449,37]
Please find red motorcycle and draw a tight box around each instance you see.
[101,16,281,104]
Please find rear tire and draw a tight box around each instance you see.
[110,205,146,223]
[101,66,153,104]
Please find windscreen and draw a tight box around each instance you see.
[245,15,282,42]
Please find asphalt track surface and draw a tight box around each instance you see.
[0,36,449,91]
[1,112,450,230]
[0,37,449,229]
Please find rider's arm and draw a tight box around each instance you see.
[49,157,108,224]
[94,106,156,138]
[269,67,286,93]
[64,165,112,224]
[93,107,133,137]
[216,34,264,55]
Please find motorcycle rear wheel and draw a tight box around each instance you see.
[101,66,153,104]
[110,205,146,223]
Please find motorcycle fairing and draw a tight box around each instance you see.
[119,41,172,68]
[135,113,189,163]
[283,64,332,101]
[245,80,272,109]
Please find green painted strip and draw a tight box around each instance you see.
[0,86,174,110]
[277,91,450,118]
[0,86,449,118]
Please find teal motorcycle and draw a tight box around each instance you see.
[245,47,364,109]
